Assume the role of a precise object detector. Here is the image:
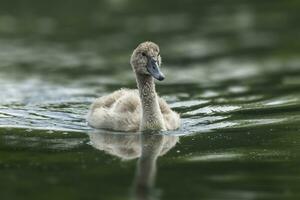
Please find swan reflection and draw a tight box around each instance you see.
[88,130,178,200]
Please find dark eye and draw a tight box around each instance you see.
[142,52,146,56]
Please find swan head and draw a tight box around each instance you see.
[130,41,164,81]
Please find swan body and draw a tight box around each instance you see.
[88,89,180,131]
[87,41,180,131]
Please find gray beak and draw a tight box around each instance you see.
[146,57,165,81]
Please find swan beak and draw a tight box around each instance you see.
[147,57,165,81]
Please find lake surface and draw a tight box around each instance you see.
[0,0,300,199]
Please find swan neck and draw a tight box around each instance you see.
[136,74,164,131]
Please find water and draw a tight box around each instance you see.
[0,0,300,199]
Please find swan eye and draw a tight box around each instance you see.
[142,52,146,56]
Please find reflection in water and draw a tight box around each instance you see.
[133,133,166,200]
[88,130,178,200]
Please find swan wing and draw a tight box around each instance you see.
[158,97,180,130]
[87,89,141,131]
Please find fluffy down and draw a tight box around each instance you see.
[87,89,180,131]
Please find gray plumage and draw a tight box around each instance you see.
[87,41,180,131]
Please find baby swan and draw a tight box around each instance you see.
[87,41,180,131]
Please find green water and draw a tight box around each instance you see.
[0,0,300,199]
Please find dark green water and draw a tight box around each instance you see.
[0,0,300,199]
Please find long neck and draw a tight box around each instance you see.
[136,74,165,131]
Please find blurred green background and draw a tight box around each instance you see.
[0,0,299,78]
